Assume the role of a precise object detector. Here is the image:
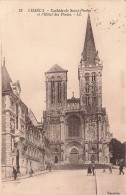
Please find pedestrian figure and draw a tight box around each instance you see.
[87,164,92,175]
[109,164,112,173]
[103,163,106,172]
[29,166,34,177]
[48,162,52,172]
[119,164,124,175]
[92,164,95,175]
[13,166,17,180]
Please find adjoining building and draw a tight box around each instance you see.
[1,60,47,179]
[43,14,112,164]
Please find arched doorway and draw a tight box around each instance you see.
[54,156,58,163]
[70,148,79,164]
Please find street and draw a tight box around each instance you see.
[96,168,126,195]
[1,169,126,195]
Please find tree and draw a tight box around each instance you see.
[109,138,124,165]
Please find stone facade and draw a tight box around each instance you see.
[1,63,48,179]
[43,14,112,164]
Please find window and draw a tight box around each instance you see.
[63,82,66,101]
[58,81,61,103]
[92,73,96,82]
[51,81,55,104]
[86,84,89,93]
[85,73,90,82]
[10,119,15,133]
[11,137,14,151]
[86,96,89,106]
[16,104,18,129]
[68,116,80,137]
[85,76,89,82]
[92,96,96,107]
[92,85,96,94]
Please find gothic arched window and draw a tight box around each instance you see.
[86,96,89,106]
[85,73,90,82]
[86,84,89,93]
[58,81,61,103]
[68,116,80,137]
[92,85,97,94]
[51,80,55,104]
[92,72,96,82]
[92,96,97,107]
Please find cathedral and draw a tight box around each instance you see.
[43,14,112,164]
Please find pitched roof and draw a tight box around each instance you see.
[46,64,67,73]
[1,65,12,92]
[28,109,38,127]
[82,14,97,66]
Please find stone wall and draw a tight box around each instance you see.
[49,123,61,142]
[85,115,98,142]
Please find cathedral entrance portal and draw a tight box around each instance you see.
[70,148,79,164]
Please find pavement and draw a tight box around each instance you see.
[96,168,126,195]
[1,168,126,195]
[1,170,96,195]
[2,170,49,182]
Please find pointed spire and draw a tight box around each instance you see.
[82,13,97,66]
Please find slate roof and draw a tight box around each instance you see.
[82,14,97,66]
[46,64,67,73]
[28,109,38,127]
[2,65,12,92]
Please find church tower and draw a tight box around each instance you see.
[78,14,103,113]
[45,64,68,111]
[43,14,112,164]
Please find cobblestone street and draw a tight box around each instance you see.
[1,169,126,195]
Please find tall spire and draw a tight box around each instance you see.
[82,13,97,66]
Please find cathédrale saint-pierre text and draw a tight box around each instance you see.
[27,9,90,13]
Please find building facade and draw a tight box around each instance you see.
[1,61,47,179]
[43,14,112,164]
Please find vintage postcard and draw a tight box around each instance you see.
[0,0,126,195]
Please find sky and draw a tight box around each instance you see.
[0,0,126,142]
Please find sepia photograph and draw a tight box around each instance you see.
[0,0,126,195]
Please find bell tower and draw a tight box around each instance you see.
[78,14,103,113]
[45,64,68,111]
